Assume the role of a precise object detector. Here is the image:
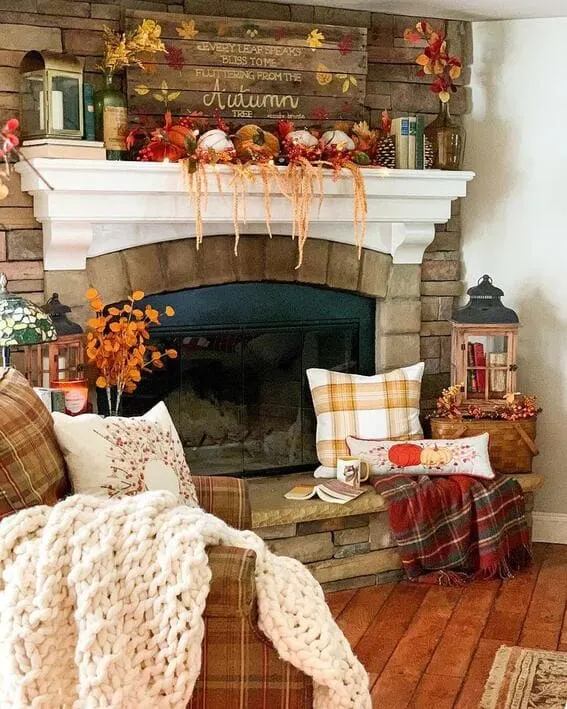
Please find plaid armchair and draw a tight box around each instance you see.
[181,476,314,709]
[0,369,312,708]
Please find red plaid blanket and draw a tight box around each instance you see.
[372,474,531,585]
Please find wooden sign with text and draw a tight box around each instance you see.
[125,10,367,126]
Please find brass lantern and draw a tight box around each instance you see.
[22,293,85,388]
[451,275,519,408]
[20,50,84,140]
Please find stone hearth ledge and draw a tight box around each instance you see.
[15,160,474,271]
[250,472,543,590]
[249,472,543,529]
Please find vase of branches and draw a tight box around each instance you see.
[95,19,166,160]
[85,288,177,416]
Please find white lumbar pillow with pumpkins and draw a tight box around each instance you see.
[347,433,495,480]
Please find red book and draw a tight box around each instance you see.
[467,342,477,392]
[472,342,486,393]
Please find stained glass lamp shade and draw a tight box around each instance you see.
[0,272,57,367]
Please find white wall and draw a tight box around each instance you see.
[463,18,567,517]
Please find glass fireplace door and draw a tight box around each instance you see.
[117,282,375,477]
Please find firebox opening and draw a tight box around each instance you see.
[117,282,376,477]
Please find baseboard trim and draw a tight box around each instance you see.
[532,512,567,544]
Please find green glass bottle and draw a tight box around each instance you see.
[94,72,128,160]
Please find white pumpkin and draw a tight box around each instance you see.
[286,129,318,148]
[197,129,234,154]
[319,129,355,153]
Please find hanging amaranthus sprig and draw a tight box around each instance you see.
[341,160,368,257]
[183,161,206,248]
[286,158,319,267]
[85,288,177,416]
[179,155,367,269]
[230,163,257,254]
[282,157,367,267]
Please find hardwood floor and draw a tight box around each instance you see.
[326,543,567,708]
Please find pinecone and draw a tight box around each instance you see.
[374,135,395,169]
[424,136,435,169]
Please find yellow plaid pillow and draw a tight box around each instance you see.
[306,363,424,478]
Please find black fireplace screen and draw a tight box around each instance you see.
[119,282,375,476]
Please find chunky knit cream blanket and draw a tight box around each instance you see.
[0,491,371,709]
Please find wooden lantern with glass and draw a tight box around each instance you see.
[450,275,519,410]
[20,293,89,415]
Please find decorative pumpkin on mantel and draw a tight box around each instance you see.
[233,125,280,162]
[197,129,234,155]
[285,129,319,148]
[319,129,355,155]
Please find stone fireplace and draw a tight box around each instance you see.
[44,233,423,476]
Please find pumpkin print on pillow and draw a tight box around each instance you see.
[347,433,495,480]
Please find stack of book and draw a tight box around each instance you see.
[33,387,66,413]
[20,138,106,160]
[390,116,426,169]
[467,342,507,395]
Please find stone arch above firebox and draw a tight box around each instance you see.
[44,235,423,372]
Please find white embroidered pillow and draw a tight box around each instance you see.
[306,362,424,478]
[347,433,495,480]
[52,401,198,506]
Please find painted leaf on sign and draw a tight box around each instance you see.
[306,29,325,49]
[176,20,198,39]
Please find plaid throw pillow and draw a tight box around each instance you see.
[0,367,69,520]
[307,363,424,478]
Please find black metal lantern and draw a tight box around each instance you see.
[43,293,83,336]
[452,275,519,324]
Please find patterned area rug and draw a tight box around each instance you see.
[481,646,567,708]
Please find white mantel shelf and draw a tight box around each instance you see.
[16,159,475,271]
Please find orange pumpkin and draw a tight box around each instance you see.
[145,141,184,162]
[234,125,280,162]
[167,124,193,151]
[388,442,422,467]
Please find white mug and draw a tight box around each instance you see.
[336,456,370,488]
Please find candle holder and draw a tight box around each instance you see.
[50,378,89,415]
